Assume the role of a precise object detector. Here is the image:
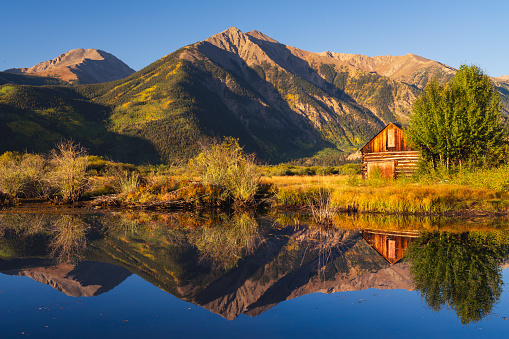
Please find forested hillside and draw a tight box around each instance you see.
[0,84,158,163]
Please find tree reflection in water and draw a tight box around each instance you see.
[49,215,89,263]
[0,213,90,262]
[407,231,509,324]
[5,210,509,323]
[188,213,266,270]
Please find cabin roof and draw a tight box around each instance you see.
[360,123,404,153]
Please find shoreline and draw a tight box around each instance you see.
[2,199,508,220]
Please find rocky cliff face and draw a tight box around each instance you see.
[5,49,135,84]
[184,28,509,144]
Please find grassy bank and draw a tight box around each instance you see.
[266,165,509,214]
[2,141,509,215]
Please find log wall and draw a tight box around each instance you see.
[361,124,420,179]
[361,151,420,179]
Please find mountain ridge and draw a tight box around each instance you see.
[0,27,507,163]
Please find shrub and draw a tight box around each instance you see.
[190,138,260,203]
[0,152,47,198]
[49,141,89,202]
[339,163,361,175]
[268,164,295,176]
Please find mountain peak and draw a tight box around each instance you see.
[223,26,242,34]
[4,48,135,84]
[206,27,279,45]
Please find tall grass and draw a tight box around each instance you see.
[114,170,141,194]
[267,165,509,214]
[300,177,337,226]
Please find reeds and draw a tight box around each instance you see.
[306,181,336,227]
[116,170,141,194]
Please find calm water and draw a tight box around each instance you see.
[1,211,509,338]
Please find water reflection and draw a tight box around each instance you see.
[361,229,418,264]
[0,213,90,263]
[2,260,131,297]
[49,215,89,263]
[189,213,266,270]
[407,231,509,324]
[1,211,508,324]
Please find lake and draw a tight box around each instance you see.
[1,210,509,338]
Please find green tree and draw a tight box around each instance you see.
[407,65,506,168]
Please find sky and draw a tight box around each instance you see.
[2,0,508,77]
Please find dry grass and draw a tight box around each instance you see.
[50,141,89,202]
[261,175,349,189]
[332,184,506,213]
[266,173,509,214]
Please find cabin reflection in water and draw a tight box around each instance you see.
[361,229,418,264]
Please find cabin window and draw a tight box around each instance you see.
[387,128,395,148]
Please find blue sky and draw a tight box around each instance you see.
[2,0,507,77]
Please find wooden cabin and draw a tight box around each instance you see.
[361,123,420,179]
[361,229,419,265]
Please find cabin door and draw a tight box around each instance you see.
[367,161,395,179]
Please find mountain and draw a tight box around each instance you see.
[4,49,135,84]
[0,28,508,163]
[0,85,158,163]
[1,260,132,297]
[0,219,414,319]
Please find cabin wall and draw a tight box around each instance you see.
[362,151,420,179]
[361,124,420,179]
[362,124,413,153]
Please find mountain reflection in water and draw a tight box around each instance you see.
[0,211,508,324]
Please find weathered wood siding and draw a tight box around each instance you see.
[361,124,420,179]
[362,151,420,179]
[361,229,418,265]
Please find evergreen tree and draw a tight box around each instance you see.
[407,65,506,168]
